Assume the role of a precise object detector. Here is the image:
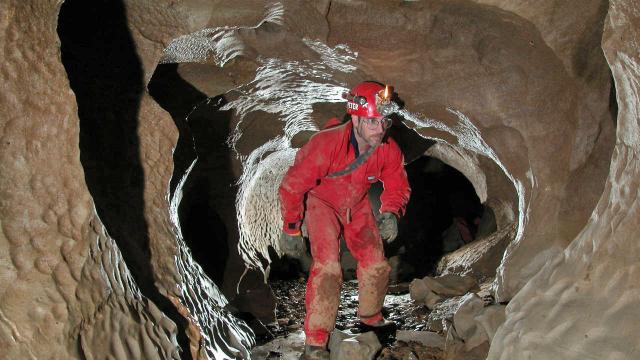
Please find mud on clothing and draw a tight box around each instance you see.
[279,118,410,346]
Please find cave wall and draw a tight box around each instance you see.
[1,0,258,359]
[470,0,616,301]
[0,1,179,358]
[488,1,640,357]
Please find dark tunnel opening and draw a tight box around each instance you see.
[56,1,191,358]
[391,156,494,280]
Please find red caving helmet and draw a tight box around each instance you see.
[343,81,394,118]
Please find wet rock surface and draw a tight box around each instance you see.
[378,342,445,360]
[395,331,445,349]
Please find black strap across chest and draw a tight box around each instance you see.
[326,129,378,178]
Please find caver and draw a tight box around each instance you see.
[279,81,411,359]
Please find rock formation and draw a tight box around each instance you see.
[0,1,181,358]
[487,1,640,357]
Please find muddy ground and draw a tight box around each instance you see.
[254,279,445,360]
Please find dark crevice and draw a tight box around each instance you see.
[149,63,277,342]
[388,118,436,164]
[57,1,191,358]
[147,64,206,197]
[609,71,619,126]
[180,97,235,287]
[148,64,233,288]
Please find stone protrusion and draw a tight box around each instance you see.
[396,330,446,349]
[328,329,382,360]
[452,293,487,351]
[410,274,480,311]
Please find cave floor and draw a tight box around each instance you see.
[252,279,445,359]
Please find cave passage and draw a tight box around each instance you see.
[264,154,493,344]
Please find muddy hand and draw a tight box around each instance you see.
[279,231,306,257]
[378,212,398,244]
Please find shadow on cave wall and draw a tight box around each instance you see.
[609,72,619,124]
[148,64,233,288]
[57,1,191,358]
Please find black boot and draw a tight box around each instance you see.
[358,318,397,331]
[358,319,397,345]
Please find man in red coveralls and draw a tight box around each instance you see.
[279,81,411,359]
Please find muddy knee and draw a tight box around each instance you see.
[357,260,391,317]
[306,261,343,342]
[309,261,343,296]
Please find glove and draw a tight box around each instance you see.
[378,212,398,244]
[279,231,306,257]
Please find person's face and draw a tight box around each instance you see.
[352,115,392,148]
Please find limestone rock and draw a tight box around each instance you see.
[250,329,306,360]
[425,297,464,333]
[471,0,616,302]
[437,212,515,283]
[396,331,446,349]
[426,316,445,334]
[424,290,445,310]
[409,277,431,302]
[475,305,506,342]
[424,274,480,297]
[452,293,487,351]
[487,1,640,358]
[410,273,479,311]
[410,277,444,310]
[445,341,491,360]
[329,329,382,360]
[328,328,351,352]
[0,1,183,359]
[444,294,489,360]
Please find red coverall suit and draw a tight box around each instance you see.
[279,118,410,347]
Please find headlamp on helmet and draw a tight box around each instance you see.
[342,81,396,118]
